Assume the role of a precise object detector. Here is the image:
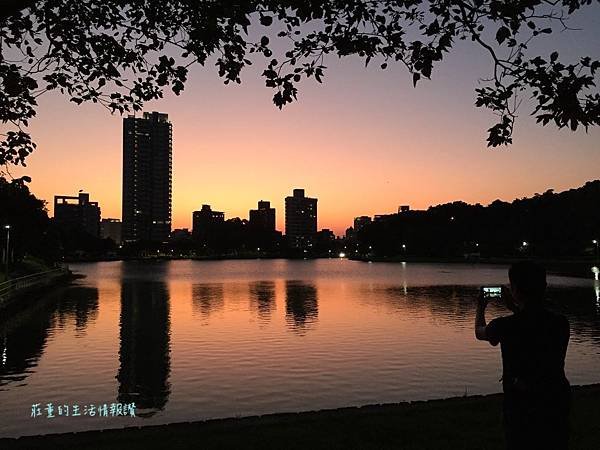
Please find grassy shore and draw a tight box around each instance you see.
[2,384,599,450]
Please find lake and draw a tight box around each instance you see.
[1,259,599,437]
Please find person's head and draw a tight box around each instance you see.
[508,261,547,309]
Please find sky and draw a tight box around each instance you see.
[9,6,600,236]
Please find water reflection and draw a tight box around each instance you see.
[0,310,52,388]
[191,283,225,319]
[249,281,276,321]
[383,285,476,326]
[0,286,99,388]
[544,287,600,346]
[285,281,318,333]
[376,284,600,345]
[55,286,100,333]
[2,260,600,439]
[117,280,171,417]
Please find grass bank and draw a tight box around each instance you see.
[2,384,599,450]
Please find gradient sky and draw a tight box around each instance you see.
[8,7,600,235]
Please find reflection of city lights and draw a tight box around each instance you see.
[339,252,346,258]
[1,344,6,366]
[592,266,599,281]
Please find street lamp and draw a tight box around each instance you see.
[4,225,10,276]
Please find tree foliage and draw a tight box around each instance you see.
[1,0,600,167]
[357,180,600,258]
[0,175,61,264]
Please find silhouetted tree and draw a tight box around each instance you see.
[2,1,600,167]
[0,175,61,264]
[358,180,600,258]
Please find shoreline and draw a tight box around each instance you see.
[1,383,599,449]
[0,269,77,313]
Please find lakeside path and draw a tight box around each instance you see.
[2,384,599,450]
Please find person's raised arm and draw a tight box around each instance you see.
[475,290,489,341]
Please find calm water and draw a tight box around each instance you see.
[1,259,599,437]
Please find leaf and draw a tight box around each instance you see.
[495,26,510,45]
[550,51,558,62]
[260,36,269,47]
[413,72,420,87]
[260,15,273,26]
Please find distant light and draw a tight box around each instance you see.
[257,248,260,252]
[475,243,479,247]
[450,216,454,221]
[592,266,599,280]
[339,252,346,258]
[522,241,528,247]
[3,225,9,229]
[593,240,598,244]
[402,244,406,249]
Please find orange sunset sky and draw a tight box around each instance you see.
[9,12,600,236]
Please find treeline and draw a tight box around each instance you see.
[357,181,600,259]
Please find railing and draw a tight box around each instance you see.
[0,267,69,307]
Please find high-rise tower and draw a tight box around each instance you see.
[285,188,317,248]
[122,112,172,242]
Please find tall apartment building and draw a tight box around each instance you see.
[192,205,225,241]
[54,192,101,237]
[249,200,276,231]
[122,111,172,242]
[353,216,372,233]
[285,189,317,248]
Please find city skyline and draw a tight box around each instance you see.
[9,8,600,236]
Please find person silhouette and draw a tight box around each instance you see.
[475,261,571,450]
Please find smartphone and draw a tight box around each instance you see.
[482,286,502,299]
